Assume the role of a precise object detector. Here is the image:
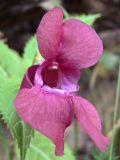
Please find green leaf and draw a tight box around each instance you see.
[0,78,33,160]
[75,14,100,25]
[99,52,118,70]
[0,66,8,78]
[0,41,24,77]
[23,36,43,68]
[0,66,8,89]
[25,131,75,160]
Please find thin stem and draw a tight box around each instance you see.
[74,121,78,160]
[109,62,120,160]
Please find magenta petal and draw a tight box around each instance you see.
[60,65,80,92]
[37,7,63,59]
[58,19,103,69]
[73,96,110,151]
[21,65,39,89]
[14,86,73,156]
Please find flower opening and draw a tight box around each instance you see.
[41,61,59,88]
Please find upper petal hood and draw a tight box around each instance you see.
[37,7,103,69]
[58,19,103,69]
[37,7,64,59]
[14,86,73,156]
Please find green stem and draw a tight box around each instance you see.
[74,121,78,159]
[109,62,120,160]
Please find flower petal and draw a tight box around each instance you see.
[14,86,73,156]
[21,65,39,89]
[37,7,63,59]
[58,19,103,69]
[59,65,80,92]
[73,96,110,151]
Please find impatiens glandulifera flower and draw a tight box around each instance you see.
[14,7,110,156]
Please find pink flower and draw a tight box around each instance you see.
[14,7,109,156]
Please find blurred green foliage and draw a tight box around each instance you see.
[99,52,118,70]
[75,14,100,25]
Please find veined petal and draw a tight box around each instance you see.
[37,7,63,59]
[73,96,110,151]
[58,19,103,69]
[14,86,73,156]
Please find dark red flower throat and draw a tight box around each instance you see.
[41,61,59,88]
